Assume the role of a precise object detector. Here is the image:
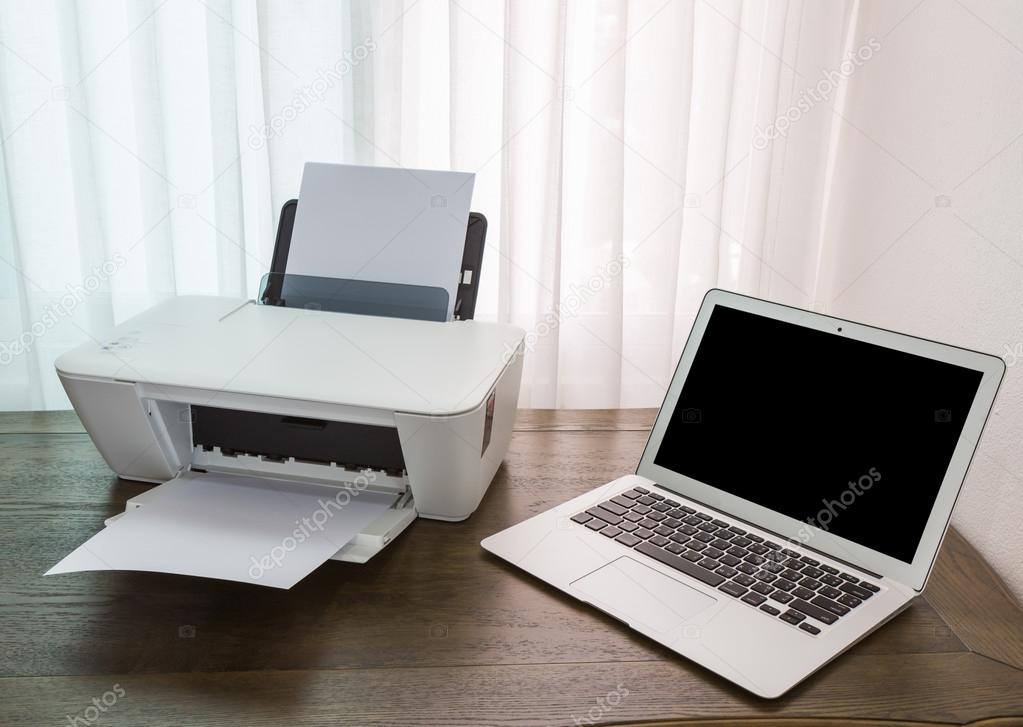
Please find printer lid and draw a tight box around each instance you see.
[56,295,524,416]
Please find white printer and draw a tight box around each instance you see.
[53,189,525,578]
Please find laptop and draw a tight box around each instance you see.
[482,289,1004,698]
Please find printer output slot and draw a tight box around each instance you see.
[191,405,406,474]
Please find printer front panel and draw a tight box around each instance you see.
[395,346,523,521]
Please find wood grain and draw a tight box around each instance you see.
[0,410,1021,727]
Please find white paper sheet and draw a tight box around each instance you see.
[46,472,398,589]
[286,163,475,320]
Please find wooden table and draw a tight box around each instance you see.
[2,409,1022,726]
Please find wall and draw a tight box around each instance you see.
[820,0,1023,599]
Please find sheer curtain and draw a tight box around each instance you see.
[0,0,857,410]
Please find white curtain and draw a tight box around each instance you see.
[0,0,858,410]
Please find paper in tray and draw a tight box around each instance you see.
[46,472,398,589]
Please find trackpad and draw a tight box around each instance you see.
[571,557,717,636]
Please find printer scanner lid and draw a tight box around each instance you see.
[55,295,524,416]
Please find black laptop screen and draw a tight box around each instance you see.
[653,304,984,563]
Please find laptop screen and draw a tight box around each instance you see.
[653,304,984,564]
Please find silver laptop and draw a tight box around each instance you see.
[482,289,1004,698]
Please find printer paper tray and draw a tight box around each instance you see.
[46,470,400,589]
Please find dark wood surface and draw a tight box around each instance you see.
[1,409,1022,726]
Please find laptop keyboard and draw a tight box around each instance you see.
[571,486,881,636]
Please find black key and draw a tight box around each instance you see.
[718,581,747,598]
[667,509,688,520]
[663,517,682,529]
[646,511,667,522]
[633,528,654,539]
[638,518,659,530]
[623,511,644,523]
[648,492,665,501]
[601,527,622,539]
[698,557,719,570]
[770,591,794,604]
[571,512,592,524]
[780,609,805,625]
[683,550,703,562]
[755,571,777,583]
[665,542,686,555]
[585,519,605,531]
[741,592,766,606]
[792,586,816,600]
[618,521,638,533]
[733,573,756,587]
[727,546,748,558]
[711,518,729,528]
[811,594,850,617]
[715,565,738,579]
[587,507,622,525]
[746,533,764,543]
[838,593,862,608]
[820,573,843,587]
[648,535,670,547]
[731,536,752,548]
[600,500,629,516]
[651,502,671,513]
[719,554,741,567]
[697,522,718,533]
[694,512,712,521]
[615,532,641,547]
[744,553,766,566]
[839,572,859,583]
[727,525,747,535]
[633,486,650,494]
[860,581,881,593]
[693,531,714,543]
[677,523,698,536]
[802,566,824,579]
[747,543,769,555]
[636,496,655,506]
[669,532,690,544]
[839,581,874,600]
[774,578,796,592]
[715,530,736,542]
[633,505,652,515]
[789,598,838,625]
[664,499,680,507]
[736,562,758,576]
[760,604,781,616]
[703,547,724,560]
[688,541,708,552]
[621,489,644,499]
[781,548,800,558]
[783,558,806,570]
[761,561,783,574]
[781,569,803,581]
[634,541,725,586]
[682,515,702,526]
[751,581,773,595]
[680,505,696,514]
[710,538,732,550]
[819,585,842,600]
[800,556,820,566]
[799,622,821,635]
[764,541,781,550]
[819,564,839,575]
[799,577,822,590]
[653,525,673,537]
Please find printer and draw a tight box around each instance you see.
[54,195,525,571]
